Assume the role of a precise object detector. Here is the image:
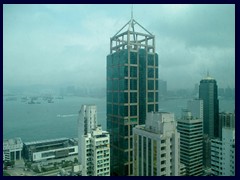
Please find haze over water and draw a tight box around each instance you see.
[3,96,234,142]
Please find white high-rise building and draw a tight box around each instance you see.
[133,112,180,176]
[82,126,110,176]
[78,104,97,135]
[187,99,203,120]
[211,127,235,176]
[78,105,97,164]
[177,109,203,176]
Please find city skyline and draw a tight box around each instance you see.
[3,4,235,90]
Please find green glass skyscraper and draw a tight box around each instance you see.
[107,18,159,176]
[199,75,219,138]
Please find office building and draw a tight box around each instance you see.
[177,109,203,176]
[199,74,219,138]
[107,17,159,175]
[81,126,110,176]
[3,137,23,162]
[78,105,97,164]
[199,74,219,169]
[133,112,180,176]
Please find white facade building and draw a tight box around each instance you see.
[23,138,78,162]
[78,105,97,164]
[3,137,23,162]
[177,110,203,176]
[211,127,235,176]
[133,112,180,176]
[82,126,110,176]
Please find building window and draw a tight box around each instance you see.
[148,68,154,78]
[130,105,137,116]
[130,92,137,103]
[148,92,154,102]
[130,79,137,90]
[148,80,154,90]
[148,55,154,66]
[130,66,137,77]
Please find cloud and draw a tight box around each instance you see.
[3,4,235,90]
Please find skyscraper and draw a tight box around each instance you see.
[199,74,219,138]
[107,17,159,175]
[199,74,219,169]
[177,109,203,176]
[133,112,180,176]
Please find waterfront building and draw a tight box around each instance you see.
[107,16,159,176]
[78,105,97,164]
[3,137,23,162]
[133,112,180,176]
[23,138,78,162]
[177,109,203,176]
[81,126,110,176]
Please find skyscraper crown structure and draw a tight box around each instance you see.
[107,16,159,176]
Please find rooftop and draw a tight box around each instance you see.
[3,137,23,150]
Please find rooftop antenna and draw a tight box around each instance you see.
[131,4,133,20]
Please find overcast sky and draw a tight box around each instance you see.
[3,4,235,90]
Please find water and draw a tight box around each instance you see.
[3,96,106,142]
[3,96,234,142]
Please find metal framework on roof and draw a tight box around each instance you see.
[110,18,155,54]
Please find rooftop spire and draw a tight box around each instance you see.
[131,4,133,20]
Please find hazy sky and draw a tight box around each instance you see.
[3,4,235,90]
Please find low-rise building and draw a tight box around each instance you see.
[3,137,23,162]
[23,137,78,162]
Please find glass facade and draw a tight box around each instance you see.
[107,48,158,175]
[199,78,219,138]
[107,19,159,176]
